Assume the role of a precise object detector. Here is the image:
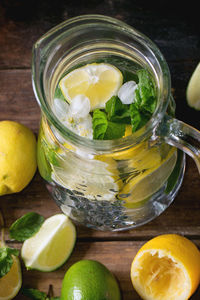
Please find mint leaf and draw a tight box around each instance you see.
[104,121,126,139]
[22,288,60,300]
[46,149,60,166]
[92,109,108,140]
[37,137,52,182]
[92,109,125,140]
[41,140,60,167]
[54,85,66,102]
[9,212,45,242]
[0,247,19,278]
[105,96,131,124]
[22,288,47,300]
[105,96,127,118]
[135,69,156,114]
[130,103,150,133]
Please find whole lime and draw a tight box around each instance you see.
[61,260,121,300]
[0,120,37,195]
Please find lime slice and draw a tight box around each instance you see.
[0,256,22,300]
[186,62,200,109]
[21,214,76,272]
[59,63,123,111]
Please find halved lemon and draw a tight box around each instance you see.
[186,62,200,110]
[21,214,76,272]
[59,63,123,111]
[131,234,200,300]
[0,256,22,300]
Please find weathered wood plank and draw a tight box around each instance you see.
[0,2,199,69]
[7,240,200,300]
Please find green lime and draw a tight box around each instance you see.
[61,260,121,300]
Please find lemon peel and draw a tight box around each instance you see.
[131,234,200,300]
[0,121,37,195]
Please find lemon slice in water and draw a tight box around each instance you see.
[59,63,123,111]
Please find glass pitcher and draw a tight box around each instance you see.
[32,15,200,231]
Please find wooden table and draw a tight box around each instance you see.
[0,1,200,299]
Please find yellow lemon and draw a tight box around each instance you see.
[186,62,200,110]
[59,63,123,111]
[131,234,200,300]
[0,256,22,300]
[0,121,37,195]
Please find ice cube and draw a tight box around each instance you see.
[118,81,137,104]
[70,94,91,118]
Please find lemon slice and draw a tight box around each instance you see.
[52,158,121,202]
[21,214,76,272]
[59,63,123,111]
[0,256,22,300]
[131,234,200,300]
[118,148,177,203]
[186,62,200,110]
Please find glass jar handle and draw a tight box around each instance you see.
[156,114,200,173]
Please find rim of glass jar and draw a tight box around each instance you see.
[32,14,171,153]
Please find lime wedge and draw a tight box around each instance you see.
[21,214,76,272]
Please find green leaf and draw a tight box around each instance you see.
[104,121,126,140]
[130,103,150,133]
[0,247,19,278]
[92,109,108,140]
[37,136,52,182]
[46,149,60,166]
[22,288,47,300]
[54,86,67,102]
[9,212,45,242]
[92,109,125,140]
[22,288,60,300]
[41,139,60,167]
[135,69,157,114]
[105,96,131,124]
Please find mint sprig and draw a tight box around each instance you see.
[0,247,19,278]
[134,69,156,114]
[9,212,45,242]
[22,288,60,300]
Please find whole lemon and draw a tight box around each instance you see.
[0,120,37,195]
